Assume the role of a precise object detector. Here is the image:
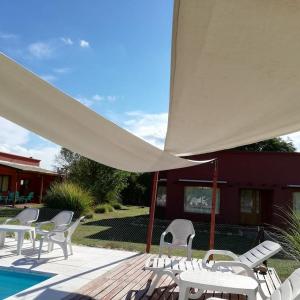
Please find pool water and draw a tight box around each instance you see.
[0,269,52,299]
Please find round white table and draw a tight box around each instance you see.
[179,270,258,300]
[0,224,35,255]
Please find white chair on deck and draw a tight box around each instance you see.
[38,216,84,260]
[206,268,300,300]
[2,208,39,245]
[35,210,74,252]
[159,219,195,260]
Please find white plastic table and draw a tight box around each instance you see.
[0,224,35,255]
[178,270,258,300]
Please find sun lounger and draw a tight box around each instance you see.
[145,240,281,297]
[202,240,282,276]
[205,268,300,300]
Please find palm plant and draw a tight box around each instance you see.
[272,208,300,262]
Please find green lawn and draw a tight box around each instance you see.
[0,205,298,281]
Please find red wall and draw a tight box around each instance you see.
[158,151,300,227]
[0,165,58,202]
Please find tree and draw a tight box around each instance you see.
[234,137,296,152]
[55,148,130,204]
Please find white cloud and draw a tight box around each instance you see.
[53,67,71,74]
[40,74,57,83]
[92,94,104,101]
[107,95,117,102]
[123,111,168,149]
[60,37,73,45]
[28,42,53,59]
[76,94,118,108]
[76,96,94,108]
[0,32,17,39]
[0,117,59,169]
[282,132,300,151]
[79,39,90,48]
[0,117,29,146]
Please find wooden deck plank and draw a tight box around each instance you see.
[70,254,281,300]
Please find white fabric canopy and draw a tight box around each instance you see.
[0,54,207,172]
[165,0,300,156]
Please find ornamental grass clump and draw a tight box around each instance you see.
[94,203,114,214]
[272,208,300,261]
[44,182,94,216]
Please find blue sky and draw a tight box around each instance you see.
[0,0,173,168]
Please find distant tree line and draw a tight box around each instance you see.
[54,138,295,206]
[55,148,151,206]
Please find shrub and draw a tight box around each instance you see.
[44,182,94,216]
[94,204,114,214]
[272,208,300,261]
[112,202,122,210]
[85,211,94,219]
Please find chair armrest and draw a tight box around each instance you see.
[3,218,16,224]
[203,249,239,264]
[159,231,168,246]
[35,221,53,229]
[212,261,256,279]
[188,234,195,247]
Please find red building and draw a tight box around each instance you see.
[0,151,59,204]
[156,151,300,227]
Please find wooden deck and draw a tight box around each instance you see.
[67,253,281,300]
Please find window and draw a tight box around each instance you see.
[184,186,220,214]
[0,176,9,192]
[157,186,167,207]
[240,189,260,213]
[293,192,300,214]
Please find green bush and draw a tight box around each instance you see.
[94,204,114,214]
[44,182,94,216]
[112,202,122,210]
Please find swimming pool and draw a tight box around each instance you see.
[0,268,52,299]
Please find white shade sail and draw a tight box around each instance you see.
[0,54,208,172]
[165,0,300,156]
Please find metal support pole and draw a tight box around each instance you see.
[146,171,159,253]
[39,175,44,204]
[13,172,18,208]
[209,159,218,259]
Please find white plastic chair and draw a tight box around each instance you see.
[38,216,84,260]
[35,210,74,252]
[207,268,300,300]
[3,207,39,245]
[159,219,195,260]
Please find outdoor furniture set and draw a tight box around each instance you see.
[146,219,300,300]
[0,191,34,204]
[0,208,82,259]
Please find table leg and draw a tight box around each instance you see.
[178,285,189,300]
[247,289,257,300]
[0,232,5,247]
[31,230,36,251]
[17,231,25,255]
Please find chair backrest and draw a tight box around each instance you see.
[27,192,34,199]
[270,268,300,300]
[66,216,85,241]
[16,208,39,225]
[51,211,74,229]
[238,240,282,268]
[166,219,195,245]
